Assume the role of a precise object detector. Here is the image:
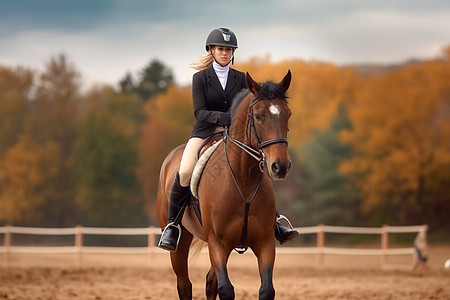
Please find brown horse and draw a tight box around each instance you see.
[157,70,292,300]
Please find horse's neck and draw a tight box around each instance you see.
[228,99,260,179]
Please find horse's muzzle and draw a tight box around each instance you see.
[269,160,291,180]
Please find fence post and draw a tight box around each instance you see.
[316,224,324,267]
[75,225,83,267]
[4,225,11,268]
[381,224,388,268]
[148,226,156,264]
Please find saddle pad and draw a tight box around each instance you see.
[190,139,222,198]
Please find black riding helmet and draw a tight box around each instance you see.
[205,28,238,51]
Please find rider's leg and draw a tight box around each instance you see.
[158,138,204,252]
[158,172,190,252]
[178,137,205,187]
[275,212,299,245]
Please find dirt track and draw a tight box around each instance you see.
[1,249,449,299]
[1,266,449,299]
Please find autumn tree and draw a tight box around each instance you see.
[0,66,33,157]
[340,53,450,230]
[28,54,81,159]
[0,136,61,224]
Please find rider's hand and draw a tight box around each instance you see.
[218,112,231,127]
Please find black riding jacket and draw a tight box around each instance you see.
[190,65,247,138]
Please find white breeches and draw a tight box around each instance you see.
[178,126,225,187]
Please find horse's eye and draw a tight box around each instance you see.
[255,114,261,121]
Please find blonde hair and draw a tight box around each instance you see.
[189,52,214,71]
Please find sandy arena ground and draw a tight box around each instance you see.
[1,247,449,299]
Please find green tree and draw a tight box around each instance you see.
[296,107,360,225]
[72,105,145,226]
[120,59,174,101]
[118,72,135,94]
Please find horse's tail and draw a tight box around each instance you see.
[189,237,207,257]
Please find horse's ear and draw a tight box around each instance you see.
[279,70,291,92]
[246,72,261,96]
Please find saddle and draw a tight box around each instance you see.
[178,133,222,227]
[190,135,223,199]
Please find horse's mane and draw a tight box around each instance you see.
[230,81,288,120]
[230,89,251,119]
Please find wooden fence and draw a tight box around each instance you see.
[0,224,427,268]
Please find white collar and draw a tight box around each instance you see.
[213,61,230,75]
[213,61,230,89]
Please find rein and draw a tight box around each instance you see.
[223,132,263,254]
[223,95,288,254]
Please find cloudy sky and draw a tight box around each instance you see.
[1,0,449,89]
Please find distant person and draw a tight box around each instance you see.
[412,226,429,271]
[157,27,298,252]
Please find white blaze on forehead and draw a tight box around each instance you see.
[269,104,281,117]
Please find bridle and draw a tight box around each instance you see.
[224,95,288,172]
[222,94,288,253]
[248,96,289,149]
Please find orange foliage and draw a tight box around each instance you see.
[145,85,194,129]
[0,135,61,223]
[237,58,360,158]
[340,58,450,214]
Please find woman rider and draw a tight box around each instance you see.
[158,28,298,252]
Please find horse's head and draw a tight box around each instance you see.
[246,70,292,180]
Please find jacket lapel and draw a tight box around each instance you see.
[206,65,227,99]
[225,68,238,97]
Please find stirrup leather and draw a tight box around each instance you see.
[277,214,294,229]
[158,222,182,252]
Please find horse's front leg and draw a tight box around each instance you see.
[205,268,218,299]
[253,238,276,300]
[170,229,193,300]
[208,238,234,300]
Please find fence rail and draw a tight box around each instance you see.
[1,224,427,268]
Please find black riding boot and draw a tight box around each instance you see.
[275,213,299,245]
[158,172,191,252]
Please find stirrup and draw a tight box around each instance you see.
[277,214,294,229]
[158,222,182,252]
[234,246,248,254]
